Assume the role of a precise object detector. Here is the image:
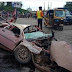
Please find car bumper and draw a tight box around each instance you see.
[64,19,72,24]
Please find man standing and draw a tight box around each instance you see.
[36,6,44,30]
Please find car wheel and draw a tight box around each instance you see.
[14,45,32,64]
[59,26,63,31]
[69,22,71,25]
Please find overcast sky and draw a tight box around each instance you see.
[1,0,71,11]
[22,0,67,11]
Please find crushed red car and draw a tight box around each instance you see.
[0,16,54,64]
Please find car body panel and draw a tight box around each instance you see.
[0,27,23,50]
[18,39,42,54]
[51,41,72,72]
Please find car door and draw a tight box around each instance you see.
[0,28,19,50]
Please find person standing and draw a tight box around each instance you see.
[36,6,44,30]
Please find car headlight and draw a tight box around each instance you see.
[54,19,59,22]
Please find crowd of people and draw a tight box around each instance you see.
[0,9,40,20]
[19,12,32,18]
[0,10,32,19]
[1,10,15,18]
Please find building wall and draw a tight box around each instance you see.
[31,11,36,14]
[27,8,32,12]
[12,2,22,8]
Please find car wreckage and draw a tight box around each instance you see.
[0,16,72,72]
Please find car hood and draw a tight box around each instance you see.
[66,15,72,17]
[2,22,30,30]
[51,41,72,72]
[10,23,30,30]
[66,15,72,19]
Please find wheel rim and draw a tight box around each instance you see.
[17,46,30,61]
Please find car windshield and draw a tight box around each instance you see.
[55,10,65,17]
[65,10,70,15]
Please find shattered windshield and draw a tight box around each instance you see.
[55,10,65,17]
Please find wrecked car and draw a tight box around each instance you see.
[0,16,72,72]
[32,36,72,72]
[0,16,54,64]
[23,25,72,72]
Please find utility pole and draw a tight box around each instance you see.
[48,2,50,9]
[50,2,52,9]
[44,2,45,11]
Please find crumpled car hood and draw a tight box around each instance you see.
[50,41,72,71]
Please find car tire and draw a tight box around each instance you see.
[69,22,71,25]
[14,45,32,64]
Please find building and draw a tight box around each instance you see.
[0,2,22,8]
[0,2,1,5]
[12,2,22,8]
[66,2,72,4]
[31,11,36,14]
[27,7,32,12]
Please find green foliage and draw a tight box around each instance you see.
[64,2,72,12]
[0,3,32,14]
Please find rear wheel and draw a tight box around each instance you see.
[14,45,32,64]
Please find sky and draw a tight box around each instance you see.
[22,0,66,11]
[1,0,71,11]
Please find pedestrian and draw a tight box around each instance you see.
[25,12,27,18]
[36,6,44,30]
[22,12,24,18]
[30,13,31,17]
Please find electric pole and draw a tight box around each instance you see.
[44,2,45,11]
[48,2,50,9]
[50,2,52,9]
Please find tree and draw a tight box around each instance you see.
[64,2,72,12]
[1,2,4,6]
[7,2,12,6]
[0,2,4,11]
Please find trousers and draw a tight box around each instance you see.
[38,19,42,30]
